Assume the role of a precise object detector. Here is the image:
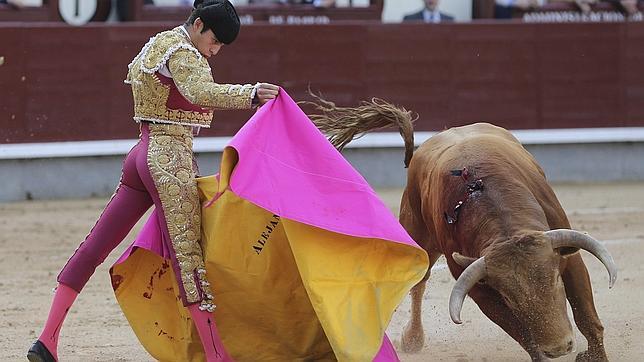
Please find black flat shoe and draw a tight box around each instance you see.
[27,340,56,362]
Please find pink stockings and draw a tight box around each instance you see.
[37,283,78,361]
[188,304,234,362]
[36,284,232,361]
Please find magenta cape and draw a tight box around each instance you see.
[110,89,428,361]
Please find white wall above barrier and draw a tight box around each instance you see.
[2,127,644,160]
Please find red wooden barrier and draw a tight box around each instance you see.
[1,21,643,143]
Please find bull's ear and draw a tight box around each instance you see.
[452,252,477,268]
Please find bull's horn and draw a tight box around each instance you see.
[449,256,487,324]
[545,229,618,289]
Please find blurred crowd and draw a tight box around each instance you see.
[144,0,338,7]
[0,0,340,10]
[246,0,337,7]
[401,0,642,23]
[1,0,642,21]
[493,0,642,18]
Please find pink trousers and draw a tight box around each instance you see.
[57,123,198,305]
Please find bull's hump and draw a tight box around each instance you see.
[435,123,519,146]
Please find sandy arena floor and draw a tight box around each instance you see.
[1,182,643,361]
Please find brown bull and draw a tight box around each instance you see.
[306,96,617,361]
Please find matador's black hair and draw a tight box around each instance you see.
[186,0,240,45]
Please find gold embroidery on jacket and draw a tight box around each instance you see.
[168,49,254,110]
[147,124,215,308]
[126,27,254,128]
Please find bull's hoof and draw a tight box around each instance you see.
[400,327,424,353]
[575,350,608,362]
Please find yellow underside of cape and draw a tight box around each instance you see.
[112,175,428,361]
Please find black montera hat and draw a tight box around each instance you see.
[193,0,240,45]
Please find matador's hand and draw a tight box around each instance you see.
[255,83,279,105]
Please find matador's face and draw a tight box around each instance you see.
[190,18,223,59]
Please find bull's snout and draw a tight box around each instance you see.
[542,339,575,358]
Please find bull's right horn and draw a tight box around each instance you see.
[545,229,618,289]
[449,255,487,324]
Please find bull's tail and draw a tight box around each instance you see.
[302,92,417,168]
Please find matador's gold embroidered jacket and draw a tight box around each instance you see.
[125,26,256,128]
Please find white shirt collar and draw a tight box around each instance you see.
[179,25,192,41]
[423,8,441,23]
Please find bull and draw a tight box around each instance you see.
[305,96,617,361]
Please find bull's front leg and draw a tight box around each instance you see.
[401,253,440,353]
[561,253,608,361]
[467,285,549,361]
[401,276,427,352]
[399,187,435,353]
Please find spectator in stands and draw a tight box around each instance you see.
[312,0,335,7]
[248,0,335,4]
[403,0,454,23]
[549,0,597,13]
[609,0,642,16]
[494,0,540,18]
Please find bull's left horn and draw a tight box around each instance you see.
[449,256,487,324]
[545,229,618,288]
